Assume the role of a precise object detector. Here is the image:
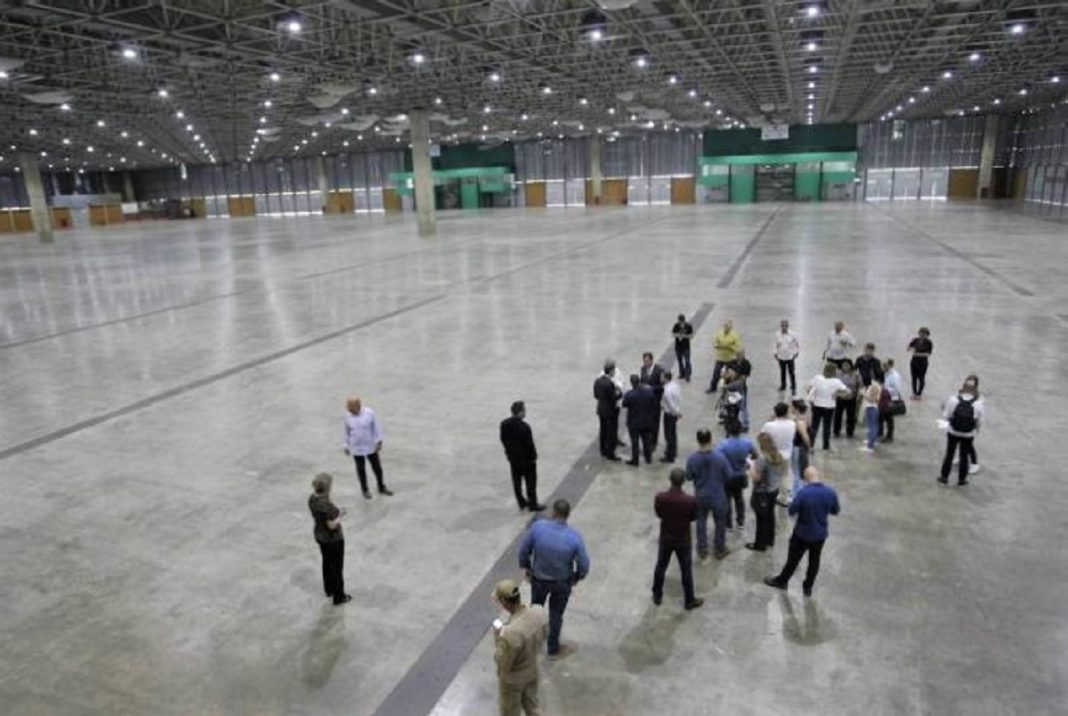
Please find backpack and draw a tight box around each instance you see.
[950,397,976,433]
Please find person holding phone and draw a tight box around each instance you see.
[308,473,351,605]
[492,579,548,716]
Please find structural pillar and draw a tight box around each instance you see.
[409,109,436,237]
[18,152,53,242]
[123,171,136,203]
[589,134,603,205]
[316,156,329,213]
[977,115,998,199]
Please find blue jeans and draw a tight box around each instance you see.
[696,500,727,555]
[739,388,749,431]
[865,406,879,449]
[530,578,572,655]
[790,446,807,498]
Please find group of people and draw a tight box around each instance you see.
[301,315,985,716]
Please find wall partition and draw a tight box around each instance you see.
[1007,103,1068,218]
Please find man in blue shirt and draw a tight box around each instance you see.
[517,499,590,658]
[715,420,758,531]
[685,428,732,560]
[764,466,841,597]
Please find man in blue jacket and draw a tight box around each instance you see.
[685,428,732,560]
[518,499,590,659]
[764,466,841,597]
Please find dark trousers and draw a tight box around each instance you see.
[809,406,834,449]
[629,427,654,463]
[941,433,974,483]
[725,476,746,528]
[509,461,538,508]
[318,539,346,603]
[652,408,662,447]
[751,489,778,548]
[910,358,929,396]
[777,359,796,393]
[531,578,572,655]
[827,357,847,370]
[598,413,618,457]
[880,412,894,440]
[662,413,679,461]
[676,344,692,380]
[833,397,857,438]
[651,543,695,605]
[353,453,385,492]
[709,360,727,392]
[776,534,825,591]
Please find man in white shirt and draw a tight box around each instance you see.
[880,358,904,443]
[343,396,393,499]
[774,319,800,395]
[822,321,856,369]
[760,402,796,465]
[660,370,682,463]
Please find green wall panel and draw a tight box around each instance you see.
[460,182,479,209]
[729,166,755,204]
[795,173,821,201]
[703,123,857,156]
[404,142,517,172]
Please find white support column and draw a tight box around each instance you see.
[977,115,998,199]
[589,135,603,205]
[124,171,136,203]
[18,152,53,242]
[410,109,436,237]
[316,156,329,213]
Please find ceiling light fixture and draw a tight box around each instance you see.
[270,71,281,82]
[367,86,378,96]
[97,119,106,127]
[137,140,144,147]
[28,128,37,136]
[992,98,1001,105]
[666,73,678,85]
[186,124,193,131]
[807,41,817,51]
[579,97,588,106]
[410,51,426,65]
[0,71,8,80]
[808,66,818,74]
[688,88,697,98]
[1009,22,1025,35]
[607,107,616,114]
[540,85,552,95]
[483,105,492,114]
[121,131,129,138]
[805,5,819,18]
[489,71,501,82]
[122,47,138,59]
[908,97,915,104]
[259,116,267,124]
[1018,88,1028,95]
[59,103,71,111]
[286,19,302,34]
[969,52,981,62]
[808,81,816,89]
[434,97,442,105]
[921,85,930,93]
[1051,76,1061,84]
[942,70,952,79]
[264,100,273,108]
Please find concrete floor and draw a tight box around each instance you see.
[0,203,1064,716]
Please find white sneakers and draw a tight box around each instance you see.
[969,463,981,475]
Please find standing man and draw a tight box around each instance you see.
[593,361,622,462]
[660,370,682,463]
[672,313,694,382]
[764,466,841,597]
[685,428,732,561]
[623,374,657,466]
[640,352,665,448]
[518,500,590,659]
[492,579,548,716]
[907,327,934,399]
[727,348,752,431]
[774,319,801,395]
[651,468,704,610]
[855,342,884,388]
[939,379,983,486]
[822,321,856,369]
[500,401,545,512]
[707,319,743,394]
[343,396,393,499]
[880,359,904,443]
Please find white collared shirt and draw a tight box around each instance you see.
[662,381,682,416]
[824,330,856,361]
[775,330,800,361]
[343,408,383,456]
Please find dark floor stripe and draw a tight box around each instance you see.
[716,207,783,289]
[869,204,1035,298]
[370,301,715,716]
[0,294,447,462]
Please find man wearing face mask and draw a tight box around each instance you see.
[492,579,548,716]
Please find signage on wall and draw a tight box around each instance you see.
[429,143,441,157]
[761,124,790,141]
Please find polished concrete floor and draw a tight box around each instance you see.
[1,202,1064,716]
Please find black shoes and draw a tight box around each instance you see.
[378,487,394,496]
[802,585,813,598]
[659,456,675,463]
[937,476,948,485]
[763,577,786,591]
[333,594,353,606]
[652,594,662,606]
[529,503,547,512]
[362,490,373,499]
[684,598,705,611]
[604,454,622,462]
[626,460,639,466]
[745,543,766,552]
[958,480,968,487]
[713,549,730,560]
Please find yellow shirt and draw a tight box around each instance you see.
[494,605,548,685]
[713,329,743,362]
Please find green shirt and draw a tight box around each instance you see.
[713,329,743,362]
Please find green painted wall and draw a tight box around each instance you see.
[460,181,479,209]
[729,166,755,204]
[794,161,821,201]
[703,124,857,156]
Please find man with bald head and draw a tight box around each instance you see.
[343,396,393,499]
[764,466,840,597]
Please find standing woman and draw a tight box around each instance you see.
[880,360,904,443]
[907,328,934,399]
[343,396,394,499]
[746,432,788,552]
[859,379,882,454]
[308,473,351,605]
[806,363,849,451]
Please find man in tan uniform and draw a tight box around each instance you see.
[493,579,549,716]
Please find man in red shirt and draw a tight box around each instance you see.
[651,468,705,610]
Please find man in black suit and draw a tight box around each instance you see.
[640,352,664,447]
[623,375,657,466]
[593,361,622,461]
[499,401,545,511]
